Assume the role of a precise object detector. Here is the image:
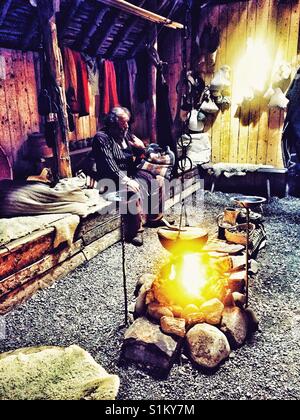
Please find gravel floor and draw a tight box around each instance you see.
[1,192,300,400]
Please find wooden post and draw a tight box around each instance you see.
[37,0,72,179]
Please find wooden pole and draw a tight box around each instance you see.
[97,0,184,29]
[37,0,72,179]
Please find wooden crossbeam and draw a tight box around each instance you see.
[97,0,183,29]
[0,0,13,26]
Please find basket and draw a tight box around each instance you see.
[225,223,255,246]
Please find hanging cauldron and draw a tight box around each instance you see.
[158,227,209,254]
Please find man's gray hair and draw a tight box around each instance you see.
[110,106,131,119]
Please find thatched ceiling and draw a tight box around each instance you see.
[0,0,185,58]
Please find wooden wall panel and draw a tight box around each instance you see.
[212,0,300,168]
[163,0,300,169]
[0,48,40,171]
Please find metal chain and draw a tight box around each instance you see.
[177,0,193,234]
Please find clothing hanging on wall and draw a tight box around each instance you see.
[82,53,100,96]
[63,48,90,117]
[100,60,119,116]
[115,60,132,114]
[72,50,90,117]
[127,59,138,111]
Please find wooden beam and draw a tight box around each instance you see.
[0,0,13,26]
[107,0,147,58]
[59,0,83,39]
[89,9,120,56]
[79,6,110,51]
[37,0,72,179]
[127,23,150,58]
[97,0,184,29]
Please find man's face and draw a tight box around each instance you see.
[116,113,129,134]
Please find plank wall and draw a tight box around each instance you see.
[0,49,40,169]
[163,0,300,168]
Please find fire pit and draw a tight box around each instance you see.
[122,201,264,377]
[147,253,230,321]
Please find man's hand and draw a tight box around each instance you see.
[129,135,145,150]
[126,179,140,194]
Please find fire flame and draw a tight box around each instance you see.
[180,254,208,297]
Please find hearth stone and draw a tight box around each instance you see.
[232,292,247,308]
[147,303,174,320]
[221,307,249,347]
[186,323,231,369]
[122,317,182,376]
[200,298,224,325]
[160,316,186,338]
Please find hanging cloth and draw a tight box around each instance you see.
[100,60,119,116]
[115,60,132,113]
[71,50,90,117]
[127,59,138,114]
[63,48,79,114]
[81,53,100,96]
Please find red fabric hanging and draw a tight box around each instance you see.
[101,60,119,115]
[71,50,90,117]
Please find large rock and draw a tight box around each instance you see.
[122,317,181,376]
[0,345,119,400]
[186,323,230,369]
[221,307,249,347]
[200,298,224,325]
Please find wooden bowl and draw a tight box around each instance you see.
[158,227,209,254]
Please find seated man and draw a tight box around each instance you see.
[92,106,168,246]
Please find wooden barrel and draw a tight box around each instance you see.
[28,133,54,159]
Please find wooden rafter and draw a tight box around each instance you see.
[89,8,120,56]
[59,0,84,38]
[0,0,13,26]
[106,0,147,58]
[96,0,184,29]
[127,21,151,58]
[79,6,110,51]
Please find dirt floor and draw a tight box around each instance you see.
[0,192,300,400]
